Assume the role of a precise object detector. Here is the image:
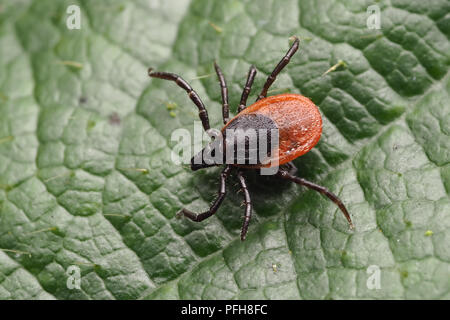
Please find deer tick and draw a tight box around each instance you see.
[148,36,354,241]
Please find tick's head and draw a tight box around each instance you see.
[190,148,213,171]
[190,139,224,171]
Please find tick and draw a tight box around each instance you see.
[148,36,354,241]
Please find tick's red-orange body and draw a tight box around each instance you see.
[149,36,353,241]
[223,93,322,168]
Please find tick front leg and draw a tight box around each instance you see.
[238,65,257,113]
[148,68,211,132]
[256,36,300,101]
[237,170,252,241]
[214,62,230,124]
[177,166,232,222]
[276,170,354,229]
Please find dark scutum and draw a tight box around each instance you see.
[190,113,278,170]
[223,113,278,166]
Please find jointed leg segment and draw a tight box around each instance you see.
[237,170,252,241]
[256,36,300,101]
[276,170,354,229]
[214,62,230,124]
[177,165,232,222]
[238,65,257,112]
[148,68,211,131]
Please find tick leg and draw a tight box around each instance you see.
[283,161,298,175]
[276,170,354,229]
[148,69,210,132]
[213,62,230,124]
[238,65,257,112]
[177,165,232,222]
[237,170,252,241]
[256,36,300,101]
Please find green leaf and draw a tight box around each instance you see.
[0,0,449,299]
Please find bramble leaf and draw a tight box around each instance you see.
[0,0,449,299]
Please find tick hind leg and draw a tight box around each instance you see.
[177,165,232,222]
[238,65,257,112]
[256,36,300,101]
[276,169,354,229]
[148,69,211,132]
[237,170,252,241]
[214,62,230,124]
[282,161,298,175]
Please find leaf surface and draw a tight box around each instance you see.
[0,0,449,299]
